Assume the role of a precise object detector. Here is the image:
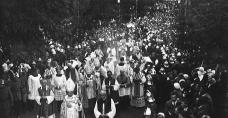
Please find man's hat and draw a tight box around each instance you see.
[0,79,5,85]
[197,67,206,75]
[32,61,36,65]
[174,82,181,89]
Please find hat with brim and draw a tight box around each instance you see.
[0,79,5,85]
[32,61,36,65]
[197,67,206,75]
[144,107,151,116]
[174,82,181,89]
[148,97,155,103]
[157,112,165,117]
[207,69,215,76]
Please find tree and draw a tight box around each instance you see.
[177,0,228,64]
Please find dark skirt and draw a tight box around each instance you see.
[36,98,55,117]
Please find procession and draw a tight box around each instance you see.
[1,0,228,118]
[0,38,225,118]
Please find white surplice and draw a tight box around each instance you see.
[28,74,41,100]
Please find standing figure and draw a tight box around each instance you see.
[115,57,127,78]
[85,72,97,113]
[37,58,45,76]
[28,69,41,111]
[194,67,208,90]
[94,67,102,98]
[102,71,120,105]
[0,79,14,118]
[60,78,83,118]
[94,90,116,118]
[107,45,116,60]
[65,61,80,94]
[95,46,104,61]
[78,69,89,109]
[52,67,66,112]
[164,91,181,118]
[11,69,23,118]
[18,63,30,113]
[36,79,55,118]
[104,58,115,75]
[117,70,131,109]
[44,59,56,87]
[145,73,157,100]
[131,67,146,107]
[2,63,12,86]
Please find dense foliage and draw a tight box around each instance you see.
[0,0,228,64]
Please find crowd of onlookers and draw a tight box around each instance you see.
[0,42,226,118]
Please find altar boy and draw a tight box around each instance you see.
[35,79,55,118]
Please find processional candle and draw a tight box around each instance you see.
[102,103,105,115]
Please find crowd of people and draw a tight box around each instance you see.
[0,39,223,118]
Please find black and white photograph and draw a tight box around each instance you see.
[0,0,228,118]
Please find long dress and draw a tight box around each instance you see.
[131,72,146,107]
[85,74,97,109]
[60,95,83,118]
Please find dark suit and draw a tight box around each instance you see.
[194,75,208,90]
[164,100,180,118]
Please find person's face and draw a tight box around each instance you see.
[107,72,112,77]
[41,80,47,87]
[120,71,124,75]
[107,58,111,63]
[57,69,61,75]
[180,82,185,88]
[171,94,177,101]
[67,91,74,97]
[34,70,39,76]
[101,93,107,100]
[147,74,152,80]
[47,62,51,68]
